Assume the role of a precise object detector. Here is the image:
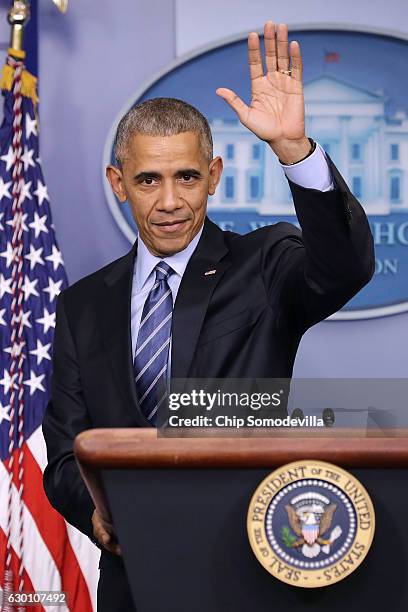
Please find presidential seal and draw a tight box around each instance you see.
[247,460,375,588]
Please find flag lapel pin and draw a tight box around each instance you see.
[204,269,217,276]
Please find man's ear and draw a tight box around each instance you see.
[208,156,223,196]
[106,165,127,203]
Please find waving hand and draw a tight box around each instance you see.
[216,21,310,163]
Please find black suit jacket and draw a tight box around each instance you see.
[42,158,374,550]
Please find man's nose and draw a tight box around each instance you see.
[158,182,183,211]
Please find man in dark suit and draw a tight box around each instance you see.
[42,21,374,611]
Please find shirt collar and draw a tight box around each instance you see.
[134,224,204,292]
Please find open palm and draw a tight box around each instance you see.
[216,22,305,145]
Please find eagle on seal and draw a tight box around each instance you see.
[285,503,337,548]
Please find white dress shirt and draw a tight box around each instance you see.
[130,142,334,362]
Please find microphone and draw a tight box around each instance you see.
[322,408,335,427]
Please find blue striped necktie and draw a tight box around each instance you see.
[133,261,174,425]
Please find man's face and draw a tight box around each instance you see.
[106,131,223,257]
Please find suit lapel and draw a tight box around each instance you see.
[100,241,151,427]
[171,217,230,379]
[99,217,230,420]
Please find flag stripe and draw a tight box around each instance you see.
[27,428,100,609]
[65,524,99,611]
[0,460,61,595]
[8,443,93,611]
[0,526,43,612]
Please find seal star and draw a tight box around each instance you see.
[0,308,6,326]
[24,370,46,396]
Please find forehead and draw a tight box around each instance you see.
[124,131,205,169]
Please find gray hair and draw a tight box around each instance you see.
[114,97,213,165]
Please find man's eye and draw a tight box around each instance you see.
[142,177,156,185]
[181,174,193,182]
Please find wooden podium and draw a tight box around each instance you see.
[74,429,408,612]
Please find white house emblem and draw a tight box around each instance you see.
[104,28,408,319]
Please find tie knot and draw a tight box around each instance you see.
[155,261,174,281]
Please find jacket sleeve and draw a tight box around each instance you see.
[261,156,375,332]
[42,290,96,541]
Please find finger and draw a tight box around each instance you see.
[264,20,277,74]
[276,23,289,72]
[102,538,121,555]
[216,88,249,122]
[247,31,264,80]
[97,529,122,555]
[95,522,114,543]
[95,527,111,545]
[290,40,302,81]
[95,516,114,535]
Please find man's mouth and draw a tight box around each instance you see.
[152,219,189,233]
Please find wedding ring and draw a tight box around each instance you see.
[279,69,292,76]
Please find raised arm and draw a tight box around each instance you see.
[217,20,374,328]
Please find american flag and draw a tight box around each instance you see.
[324,51,340,63]
[0,54,98,610]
